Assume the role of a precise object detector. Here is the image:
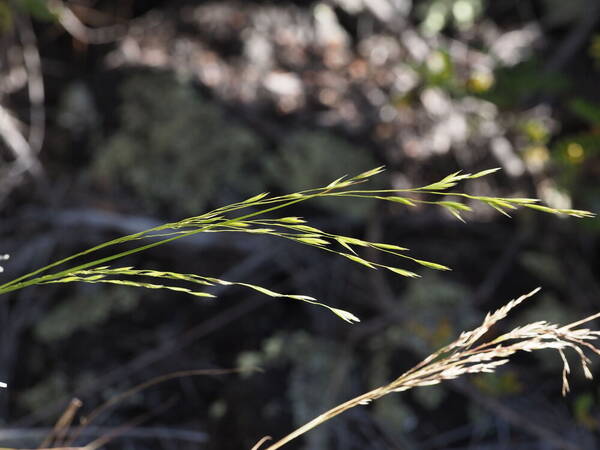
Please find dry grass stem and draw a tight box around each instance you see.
[255,288,600,450]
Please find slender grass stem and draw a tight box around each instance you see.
[0,193,320,296]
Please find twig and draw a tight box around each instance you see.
[67,368,254,446]
[0,426,208,444]
[0,104,42,176]
[544,0,600,74]
[50,0,128,44]
[15,12,45,155]
[38,398,82,449]
[15,258,272,427]
[451,380,580,450]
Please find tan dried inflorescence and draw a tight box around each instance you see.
[257,288,600,450]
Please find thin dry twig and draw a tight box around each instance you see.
[15,12,45,156]
[38,398,82,449]
[49,0,128,44]
[66,368,256,446]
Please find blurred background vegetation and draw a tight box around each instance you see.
[0,0,599,448]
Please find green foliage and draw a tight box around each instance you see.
[540,0,587,27]
[34,286,140,342]
[363,274,473,439]
[239,331,346,449]
[20,373,68,413]
[420,49,456,89]
[573,392,598,430]
[266,130,379,218]
[519,252,567,288]
[569,98,600,126]
[0,1,12,33]
[480,60,568,108]
[512,291,577,372]
[16,0,56,21]
[551,99,600,221]
[0,167,596,445]
[472,371,522,396]
[93,72,265,215]
[286,333,341,449]
[0,0,54,35]
[419,0,484,35]
[590,34,600,69]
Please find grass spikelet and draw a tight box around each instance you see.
[255,287,600,449]
[468,167,501,178]
[352,166,386,180]
[385,266,420,278]
[341,253,377,269]
[0,168,593,325]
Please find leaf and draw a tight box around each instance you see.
[505,198,540,204]
[445,207,466,223]
[370,243,409,251]
[326,175,348,188]
[49,277,217,298]
[419,170,477,191]
[486,199,517,210]
[353,166,386,180]
[1,166,593,326]
[225,221,252,228]
[486,203,511,218]
[337,237,369,247]
[277,217,306,224]
[236,284,360,323]
[296,237,330,246]
[240,228,277,233]
[523,204,561,215]
[286,294,319,301]
[330,308,361,323]
[413,259,451,271]
[386,267,420,278]
[292,225,324,233]
[236,283,286,297]
[19,0,56,21]
[520,203,596,217]
[569,98,600,126]
[342,253,377,269]
[336,238,357,255]
[205,277,233,286]
[420,181,458,191]
[382,196,417,206]
[241,192,270,204]
[468,168,501,179]
[558,209,596,218]
[438,201,472,211]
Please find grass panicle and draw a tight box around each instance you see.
[254,288,600,450]
[0,168,597,448]
[0,168,594,324]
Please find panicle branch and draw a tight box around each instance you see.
[256,288,600,449]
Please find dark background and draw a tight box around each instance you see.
[0,0,599,448]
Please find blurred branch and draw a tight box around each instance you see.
[545,0,600,74]
[8,206,268,253]
[50,0,128,44]
[451,380,580,450]
[0,7,45,201]
[15,11,45,155]
[0,104,42,178]
[14,255,274,427]
[0,426,208,445]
